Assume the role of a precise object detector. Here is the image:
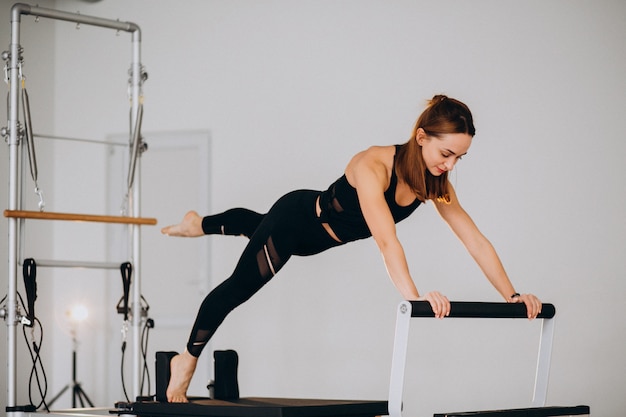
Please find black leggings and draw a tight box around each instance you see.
[186,190,343,357]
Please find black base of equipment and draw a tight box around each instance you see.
[126,397,389,417]
[433,405,590,416]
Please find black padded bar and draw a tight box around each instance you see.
[409,301,556,319]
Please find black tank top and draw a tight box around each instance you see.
[318,145,421,242]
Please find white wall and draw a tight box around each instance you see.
[2,1,625,416]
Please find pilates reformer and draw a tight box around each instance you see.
[3,3,154,415]
[115,301,588,417]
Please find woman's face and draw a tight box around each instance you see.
[417,128,472,176]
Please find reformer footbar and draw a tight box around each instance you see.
[388,301,589,417]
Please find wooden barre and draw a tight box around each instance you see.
[4,210,157,225]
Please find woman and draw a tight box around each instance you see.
[161,95,543,403]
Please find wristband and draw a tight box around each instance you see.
[510,292,521,299]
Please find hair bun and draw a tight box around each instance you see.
[430,94,448,105]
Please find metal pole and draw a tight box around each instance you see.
[532,317,555,407]
[72,349,77,408]
[6,4,24,411]
[129,29,143,400]
[14,3,140,33]
[388,301,412,417]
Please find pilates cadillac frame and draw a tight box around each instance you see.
[3,3,152,415]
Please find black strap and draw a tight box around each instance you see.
[22,258,37,327]
[119,262,132,321]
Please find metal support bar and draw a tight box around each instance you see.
[21,259,128,270]
[388,301,412,417]
[532,316,555,407]
[388,301,557,417]
[12,3,140,33]
[34,133,129,147]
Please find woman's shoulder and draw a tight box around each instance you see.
[346,145,395,184]
[351,145,396,165]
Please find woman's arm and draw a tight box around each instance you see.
[433,183,542,319]
[347,147,450,318]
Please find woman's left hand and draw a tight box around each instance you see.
[509,293,542,319]
[419,291,451,319]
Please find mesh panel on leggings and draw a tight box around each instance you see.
[256,235,282,280]
[188,329,211,357]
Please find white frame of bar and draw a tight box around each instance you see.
[388,301,556,417]
[4,3,146,414]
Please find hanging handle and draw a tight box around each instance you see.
[21,84,37,182]
[22,258,37,327]
[117,262,133,321]
[21,82,45,211]
[127,102,144,191]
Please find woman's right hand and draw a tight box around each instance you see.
[418,291,450,319]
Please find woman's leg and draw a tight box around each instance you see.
[162,209,265,239]
[201,208,265,238]
[166,208,292,402]
[185,217,292,358]
[166,191,339,402]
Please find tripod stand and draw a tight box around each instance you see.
[48,333,94,408]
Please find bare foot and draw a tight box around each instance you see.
[161,211,204,237]
[166,350,198,403]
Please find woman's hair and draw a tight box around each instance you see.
[396,95,476,203]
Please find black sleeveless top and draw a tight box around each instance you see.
[318,145,421,243]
